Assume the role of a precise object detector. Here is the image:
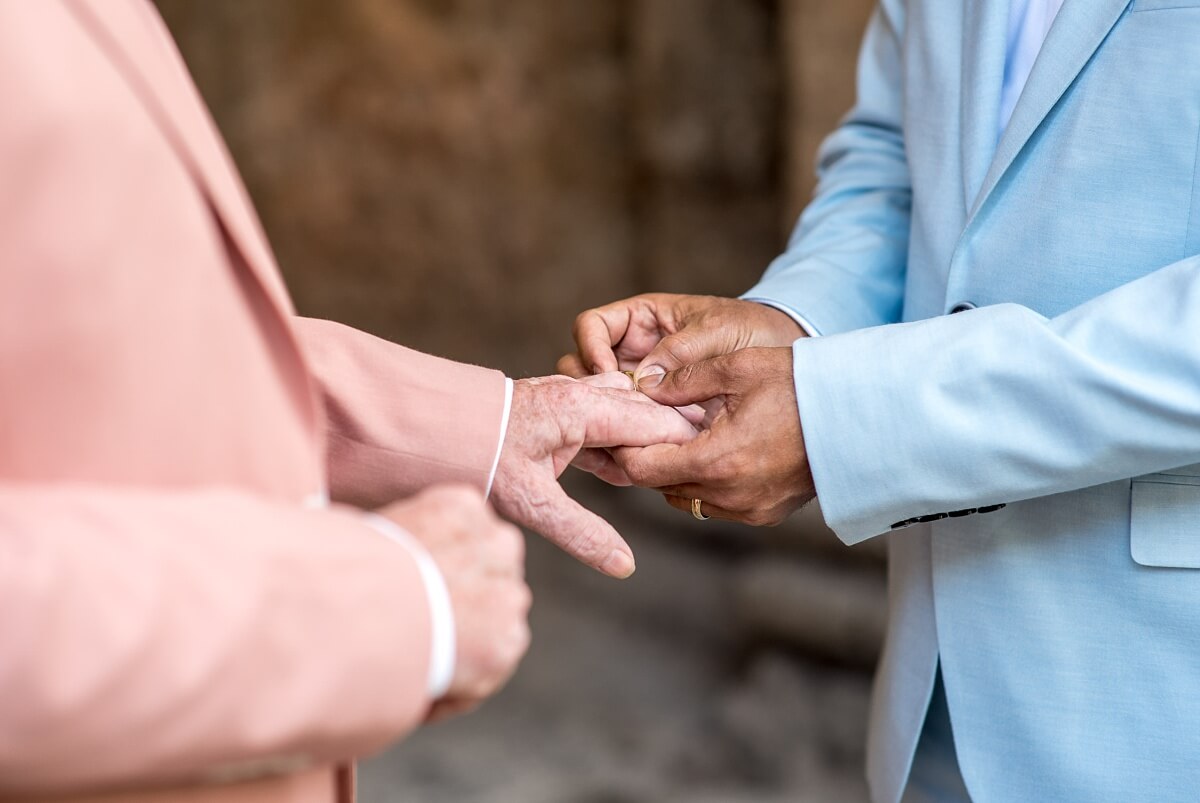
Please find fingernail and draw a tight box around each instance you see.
[635,365,666,389]
[601,549,636,579]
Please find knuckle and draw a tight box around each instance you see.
[620,456,648,486]
[555,353,579,376]
[515,582,533,614]
[497,628,525,671]
[659,335,695,368]
[514,621,532,660]
[663,494,689,514]
[571,309,597,338]
[743,508,773,527]
[561,379,592,410]
[497,523,525,564]
[469,673,498,700]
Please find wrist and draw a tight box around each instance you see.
[363,514,457,699]
[741,298,816,341]
[485,378,515,500]
[759,305,807,343]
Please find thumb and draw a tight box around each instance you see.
[633,325,728,387]
[521,476,637,579]
[636,356,729,408]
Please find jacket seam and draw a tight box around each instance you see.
[1185,110,1200,256]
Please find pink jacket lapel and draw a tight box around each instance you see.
[64,0,296,319]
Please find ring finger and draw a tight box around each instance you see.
[662,493,738,522]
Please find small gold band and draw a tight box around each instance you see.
[691,497,710,521]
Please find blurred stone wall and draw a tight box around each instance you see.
[153,0,870,376]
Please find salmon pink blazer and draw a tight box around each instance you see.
[0,1,507,800]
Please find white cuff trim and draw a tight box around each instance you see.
[364,514,456,699]
[743,297,822,338]
[485,377,514,500]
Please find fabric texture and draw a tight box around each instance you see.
[0,0,507,800]
[745,0,1200,800]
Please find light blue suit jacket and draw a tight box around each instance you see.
[744,1,1200,801]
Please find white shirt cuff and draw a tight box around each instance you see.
[485,377,514,500]
[363,514,456,699]
[743,297,822,338]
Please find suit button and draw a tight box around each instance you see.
[949,301,977,314]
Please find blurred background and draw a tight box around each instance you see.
[153,1,880,800]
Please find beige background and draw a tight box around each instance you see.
[153,1,882,800]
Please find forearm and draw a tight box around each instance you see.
[797,253,1200,542]
[0,484,433,795]
[294,317,508,507]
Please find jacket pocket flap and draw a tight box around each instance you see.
[1152,462,1200,478]
[1131,0,1200,11]
[1131,479,1200,568]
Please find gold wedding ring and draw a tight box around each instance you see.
[691,497,710,521]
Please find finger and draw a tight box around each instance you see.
[636,356,731,408]
[617,356,643,372]
[634,325,727,384]
[556,352,590,379]
[662,493,738,522]
[425,697,480,724]
[656,482,708,499]
[611,440,706,489]
[486,522,526,578]
[578,389,699,448]
[697,397,725,428]
[675,403,707,427]
[581,379,697,416]
[577,371,636,392]
[570,447,633,486]
[520,477,636,579]
[573,307,632,374]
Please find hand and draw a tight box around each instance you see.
[490,376,699,579]
[567,371,707,487]
[557,293,805,384]
[378,486,531,721]
[614,347,816,526]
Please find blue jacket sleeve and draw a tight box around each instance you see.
[742,0,911,336]
[797,255,1200,543]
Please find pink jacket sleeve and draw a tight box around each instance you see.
[0,484,434,796]
[295,318,509,508]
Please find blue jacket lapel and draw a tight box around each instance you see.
[967,0,1132,223]
[959,0,1010,212]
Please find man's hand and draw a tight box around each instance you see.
[614,347,815,526]
[490,376,698,579]
[557,294,805,384]
[379,486,531,722]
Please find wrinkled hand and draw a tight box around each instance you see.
[567,371,707,488]
[614,347,815,526]
[557,293,805,385]
[490,376,699,578]
[379,486,530,722]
